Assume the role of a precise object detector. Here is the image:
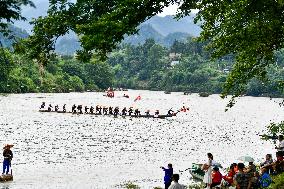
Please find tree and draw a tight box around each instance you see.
[0,0,35,32]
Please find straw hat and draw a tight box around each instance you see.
[3,144,14,149]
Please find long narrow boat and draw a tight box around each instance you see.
[0,174,13,182]
[38,110,175,119]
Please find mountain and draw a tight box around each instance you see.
[0,25,29,48]
[123,24,164,45]
[144,15,201,37]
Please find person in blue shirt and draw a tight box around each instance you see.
[259,167,272,188]
[161,163,173,189]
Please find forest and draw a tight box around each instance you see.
[1,36,284,97]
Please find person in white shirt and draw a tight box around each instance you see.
[168,174,185,189]
[275,135,284,156]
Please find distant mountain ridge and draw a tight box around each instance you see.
[7,0,202,55]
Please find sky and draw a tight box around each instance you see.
[158,4,179,16]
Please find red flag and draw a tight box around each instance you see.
[134,95,141,102]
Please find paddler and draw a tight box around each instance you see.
[122,107,127,116]
[84,106,89,114]
[103,107,108,115]
[108,107,113,115]
[128,107,133,116]
[2,144,13,175]
[155,110,160,116]
[77,105,83,114]
[48,104,53,112]
[54,105,59,112]
[40,102,45,109]
[167,108,174,115]
[114,107,119,116]
[90,106,94,114]
[134,109,140,116]
[72,104,76,113]
[145,110,150,116]
[63,104,66,112]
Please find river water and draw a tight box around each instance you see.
[0,90,283,189]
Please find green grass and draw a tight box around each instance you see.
[269,172,284,189]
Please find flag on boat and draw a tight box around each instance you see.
[134,95,141,102]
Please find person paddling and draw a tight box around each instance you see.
[40,102,45,109]
[2,144,13,175]
[62,104,66,112]
[48,104,53,112]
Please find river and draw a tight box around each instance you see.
[0,90,283,189]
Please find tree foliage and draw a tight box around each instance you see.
[0,0,35,33]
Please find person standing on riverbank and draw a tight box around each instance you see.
[275,135,284,156]
[202,153,213,189]
[168,174,185,189]
[2,144,13,175]
[161,163,173,189]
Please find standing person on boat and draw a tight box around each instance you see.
[202,153,214,189]
[40,102,45,109]
[275,135,284,157]
[72,104,76,113]
[168,174,184,189]
[2,144,13,175]
[48,104,53,112]
[62,104,66,112]
[161,163,173,189]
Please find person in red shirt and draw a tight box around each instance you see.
[223,164,236,186]
[211,166,222,188]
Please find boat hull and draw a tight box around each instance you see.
[39,110,175,119]
[0,174,13,182]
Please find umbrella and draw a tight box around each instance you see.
[237,156,254,162]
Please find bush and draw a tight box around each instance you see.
[269,172,284,189]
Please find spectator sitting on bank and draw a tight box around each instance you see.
[250,171,260,189]
[211,166,222,188]
[233,163,239,173]
[260,154,273,174]
[234,163,251,189]
[272,151,284,174]
[245,161,256,177]
[222,164,235,187]
[259,167,272,188]
[168,174,185,189]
